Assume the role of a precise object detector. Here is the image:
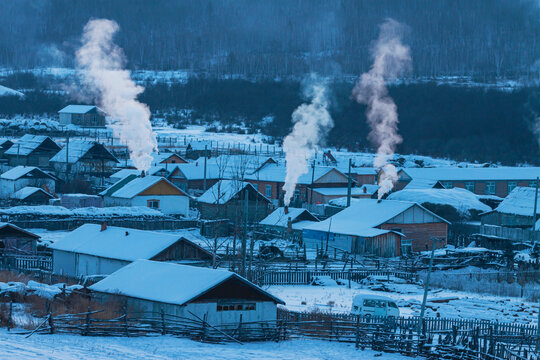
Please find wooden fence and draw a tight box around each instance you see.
[480,224,540,243]
[249,269,417,286]
[0,255,52,272]
[15,308,539,360]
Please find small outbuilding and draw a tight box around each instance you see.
[259,207,320,234]
[50,224,214,277]
[0,223,40,255]
[0,166,56,199]
[10,186,55,205]
[89,259,285,326]
[4,135,61,168]
[481,186,539,228]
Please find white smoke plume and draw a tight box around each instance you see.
[352,18,411,199]
[282,78,334,206]
[76,19,157,171]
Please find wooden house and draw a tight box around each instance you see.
[246,163,351,207]
[0,223,40,255]
[50,140,119,186]
[165,162,221,195]
[0,166,56,199]
[100,175,190,216]
[89,260,285,326]
[303,199,450,256]
[185,140,213,159]
[310,184,379,204]
[50,224,213,277]
[58,105,106,127]
[197,180,271,221]
[259,207,319,236]
[4,135,61,168]
[481,187,539,228]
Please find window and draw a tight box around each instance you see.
[265,184,272,198]
[363,299,386,308]
[388,302,398,309]
[465,182,475,192]
[147,199,160,209]
[401,239,412,255]
[485,182,496,195]
[294,189,300,200]
[507,181,517,194]
[441,181,453,189]
[217,303,256,311]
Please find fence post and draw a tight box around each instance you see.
[161,309,166,335]
[355,315,360,349]
[7,300,12,331]
[48,310,54,334]
[83,306,91,336]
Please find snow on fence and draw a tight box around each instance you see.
[248,269,416,286]
[480,224,540,243]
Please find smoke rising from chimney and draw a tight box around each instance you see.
[282,77,334,206]
[75,19,157,171]
[352,18,411,199]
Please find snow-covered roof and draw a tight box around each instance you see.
[260,207,319,228]
[535,219,540,231]
[50,140,117,164]
[0,85,24,97]
[198,180,267,204]
[387,188,491,216]
[187,140,213,151]
[0,222,39,238]
[304,199,448,238]
[491,187,540,217]
[401,167,540,181]
[102,175,187,199]
[0,166,53,180]
[4,135,59,156]
[49,224,181,261]
[89,259,284,305]
[404,178,441,190]
[171,162,222,180]
[10,186,54,200]
[246,163,347,184]
[58,105,100,114]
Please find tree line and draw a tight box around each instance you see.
[0,0,539,79]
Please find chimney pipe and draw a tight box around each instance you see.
[284,206,289,215]
[141,170,146,178]
[125,231,129,236]
[100,222,107,231]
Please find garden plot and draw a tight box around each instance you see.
[268,279,538,325]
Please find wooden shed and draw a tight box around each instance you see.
[0,223,40,255]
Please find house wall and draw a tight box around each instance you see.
[132,195,189,216]
[380,222,447,252]
[353,174,376,185]
[76,254,129,277]
[481,212,536,228]
[52,249,76,276]
[198,202,270,222]
[0,235,37,255]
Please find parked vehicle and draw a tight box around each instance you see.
[351,295,400,317]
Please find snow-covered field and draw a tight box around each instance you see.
[0,330,412,360]
[268,283,538,325]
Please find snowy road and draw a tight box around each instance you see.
[0,330,414,360]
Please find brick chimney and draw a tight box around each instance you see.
[284,206,289,215]
[100,222,107,231]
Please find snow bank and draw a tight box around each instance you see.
[0,280,83,300]
[387,188,490,216]
[0,205,165,218]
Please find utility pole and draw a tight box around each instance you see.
[241,186,248,277]
[309,160,315,206]
[532,177,538,232]
[65,136,70,182]
[419,238,438,334]
[203,145,207,191]
[346,158,352,207]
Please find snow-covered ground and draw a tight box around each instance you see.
[0,329,412,360]
[268,283,538,325]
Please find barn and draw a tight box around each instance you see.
[303,199,450,256]
[89,259,285,326]
[100,175,190,216]
[481,186,539,228]
[0,223,40,255]
[50,224,214,277]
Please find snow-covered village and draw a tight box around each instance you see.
[0,2,539,359]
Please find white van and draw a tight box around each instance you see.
[351,295,400,317]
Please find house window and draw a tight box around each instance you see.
[507,182,517,194]
[294,189,300,200]
[401,239,412,255]
[147,199,160,209]
[217,303,256,311]
[465,182,475,192]
[441,181,453,189]
[485,182,496,195]
[265,184,272,198]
